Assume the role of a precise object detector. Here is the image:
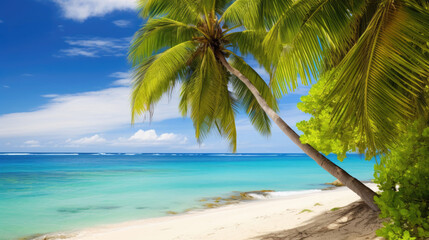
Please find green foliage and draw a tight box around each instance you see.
[373,120,429,240]
[130,0,278,152]
[297,73,364,160]
[299,209,312,214]
[327,0,429,157]
[223,0,292,30]
[266,0,364,96]
[297,73,428,161]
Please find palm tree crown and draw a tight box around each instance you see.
[129,0,382,211]
[129,0,278,151]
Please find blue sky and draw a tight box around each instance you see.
[0,0,312,153]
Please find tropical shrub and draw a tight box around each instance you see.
[298,74,429,238]
[373,120,429,239]
[297,73,367,161]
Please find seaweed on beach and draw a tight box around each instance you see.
[197,190,275,209]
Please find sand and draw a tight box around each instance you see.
[42,183,383,240]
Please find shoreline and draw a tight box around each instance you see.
[34,183,382,240]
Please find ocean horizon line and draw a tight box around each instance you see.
[0,152,364,155]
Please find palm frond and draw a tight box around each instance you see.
[131,41,197,122]
[223,0,293,29]
[224,30,270,71]
[230,77,272,136]
[229,55,278,135]
[215,94,239,152]
[215,0,234,15]
[215,68,239,152]
[265,0,365,96]
[129,18,199,65]
[185,48,224,143]
[137,0,201,24]
[328,0,429,155]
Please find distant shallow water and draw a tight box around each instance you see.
[0,153,374,240]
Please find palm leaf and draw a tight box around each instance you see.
[327,0,429,155]
[129,18,199,64]
[138,0,201,24]
[229,55,278,136]
[131,41,197,122]
[265,0,365,96]
[215,67,239,152]
[223,0,293,29]
[224,30,270,71]
[184,48,224,143]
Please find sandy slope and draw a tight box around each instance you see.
[44,184,383,240]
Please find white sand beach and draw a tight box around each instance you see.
[43,183,383,240]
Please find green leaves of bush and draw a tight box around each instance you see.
[297,72,367,161]
[373,120,429,239]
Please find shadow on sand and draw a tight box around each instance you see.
[254,201,384,240]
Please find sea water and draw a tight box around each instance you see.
[0,153,375,239]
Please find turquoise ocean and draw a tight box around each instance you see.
[0,153,375,239]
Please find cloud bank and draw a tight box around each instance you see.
[127,129,186,144]
[23,140,41,147]
[63,130,187,148]
[67,134,107,145]
[113,20,131,27]
[0,80,181,139]
[58,37,131,57]
[53,0,136,21]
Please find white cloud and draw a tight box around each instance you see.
[110,72,132,86]
[109,72,130,79]
[60,48,97,57]
[112,79,131,86]
[67,39,119,48]
[67,134,106,145]
[113,20,131,27]
[115,129,187,146]
[46,130,185,149]
[129,129,159,141]
[3,85,9,88]
[58,37,131,57]
[0,20,3,24]
[129,129,182,142]
[53,0,136,21]
[24,140,40,147]
[0,81,182,138]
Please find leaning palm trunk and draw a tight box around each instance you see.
[131,0,380,212]
[217,53,379,211]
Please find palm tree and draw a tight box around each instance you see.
[224,0,429,157]
[129,0,379,211]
